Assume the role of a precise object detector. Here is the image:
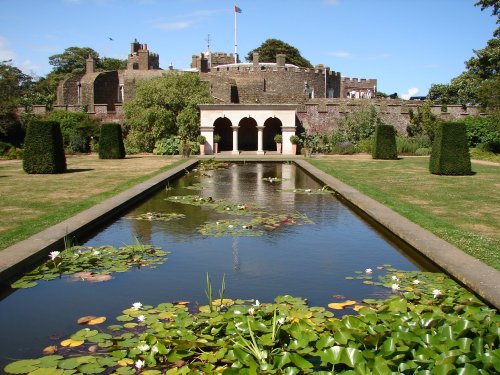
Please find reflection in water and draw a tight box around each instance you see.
[232,237,240,271]
[0,162,435,369]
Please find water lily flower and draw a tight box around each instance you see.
[49,251,60,260]
[254,300,260,307]
[235,322,244,330]
[228,225,234,229]
[391,283,400,291]
[365,268,372,274]
[248,307,255,315]
[131,302,142,310]
[137,343,150,352]
[234,310,242,315]
[391,275,399,281]
[413,279,421,285]
[92,250,100,256]
[135,359,145,369]
[432,289,442,298]
[278,317,285,325]
[137,315,146,322]
[216,221,221,225]
[151,345,159,354]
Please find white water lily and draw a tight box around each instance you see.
[391,283,400,290]
[365,268,372,274]
[234,310,242,315]
[137,315,146,322]
[413,279,421,285]
[228,225,234,229]
[254,300,260,307]
[135,359,145,369]
[49,251,60,260]
[92,250,100,256]
[391,275,399,281]
[137,343,150,352]
[235,322,244,330]
[151,345,159,354]
[248,307,255,315]
[131,302,142,310]
[432,289,442,298]
[278,317,286,325]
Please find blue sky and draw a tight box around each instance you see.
[0,0,496,97]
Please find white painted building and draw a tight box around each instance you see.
[199,104,297,155]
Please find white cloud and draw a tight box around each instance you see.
[155,21,193,30]
[19,60,42,74]
[401,87,420,100]
[0,35,16,61]
[325,0,340,5]
[328,51,351,58]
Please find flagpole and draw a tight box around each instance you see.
[234,6,238,63]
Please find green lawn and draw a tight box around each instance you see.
[308,157,500,270]
[0,154,185,250]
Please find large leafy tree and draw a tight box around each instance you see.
[0,61,33,136]
[124,73,213,152]
[428,1,499,110]
[245,39,313,68]
[49,47,99,74]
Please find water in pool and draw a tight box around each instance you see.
[0,162,434,368]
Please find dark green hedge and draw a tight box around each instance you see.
[429,122,472,175]
[98,123,125,159]
[23,120,66,174]
[372,124,397,160]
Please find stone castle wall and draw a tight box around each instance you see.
[201,65,342,104]
[297,99,482,135]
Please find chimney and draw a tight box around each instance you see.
[276,54,286,69]
[252,52,259,68]
[86,55,95,73]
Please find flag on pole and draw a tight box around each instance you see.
[234,5,242,13]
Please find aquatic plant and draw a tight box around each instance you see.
[11,243,170,289]
[5,269,498,374]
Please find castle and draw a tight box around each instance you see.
[55,39,378,114]
[44,39,478,155]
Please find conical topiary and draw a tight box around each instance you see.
[429,122,472,175]
[23,120,66,174]
[98,123,125,159]
[372,124,397,160]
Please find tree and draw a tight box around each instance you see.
[245,39,313,68]
[407,101,440,141]
[475,0,499,36]
[0,61,33,136]
[49,47,99,74]
[124,73,213,152]
[99,57,128,71]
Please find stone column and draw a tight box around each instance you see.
[257,126,264,155]
[231,126,239,154]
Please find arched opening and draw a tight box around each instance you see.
[213,117,232,151]
[263,117,282,151]
[238,117,258,151]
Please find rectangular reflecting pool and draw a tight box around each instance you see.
[0,162,437,368]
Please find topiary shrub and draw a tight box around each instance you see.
[23,120,66,174]
[99,123,125,159]
[372,124,397,159]
[429,122,472,175]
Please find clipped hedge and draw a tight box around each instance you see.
[98,123,125,159]
[23,120,66,174]
[429,122,472,175]
[372,124,397,159]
